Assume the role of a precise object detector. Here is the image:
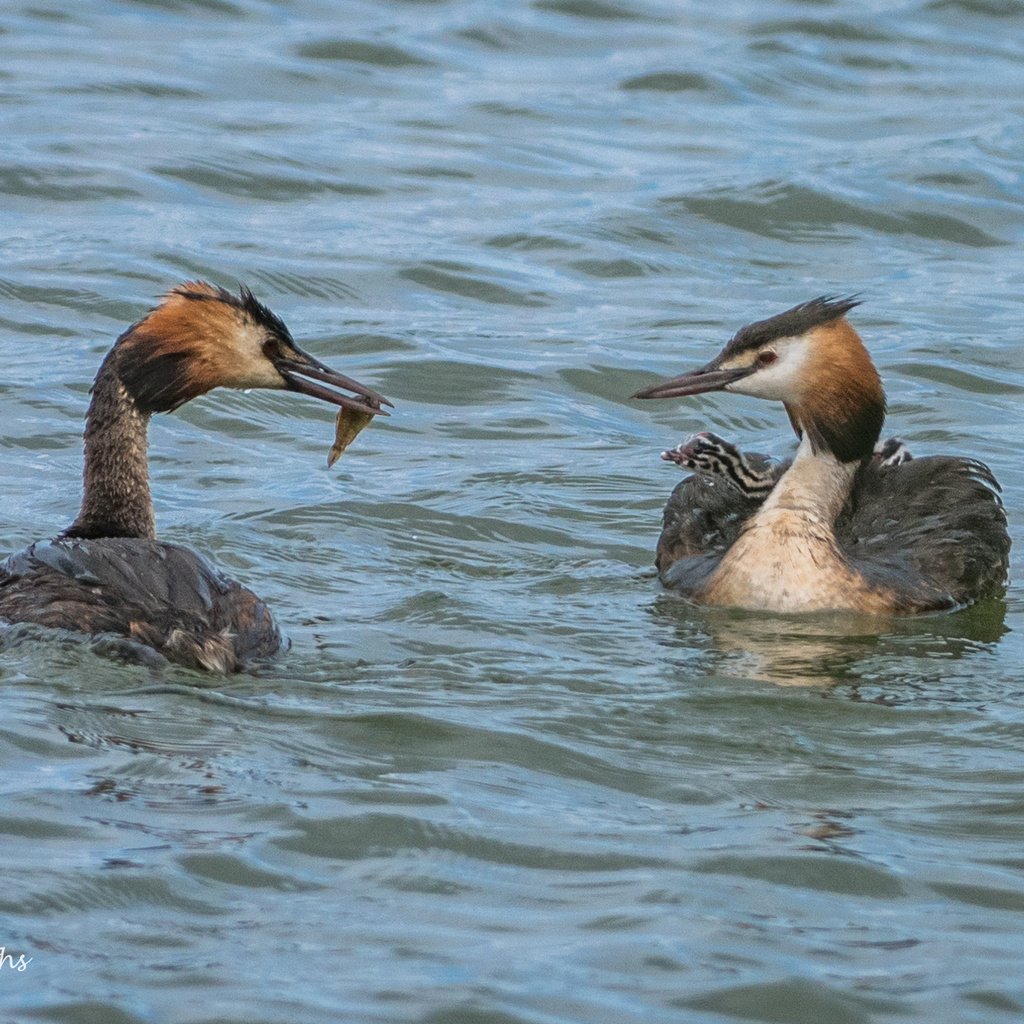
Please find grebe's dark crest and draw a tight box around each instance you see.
[633,298,1009,614]
[0,282,392,671]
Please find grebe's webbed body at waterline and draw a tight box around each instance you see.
[633,299,1010,615]
[0,282,391,671]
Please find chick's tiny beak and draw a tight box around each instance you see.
[631,360,753,401]
[274,348,393,416]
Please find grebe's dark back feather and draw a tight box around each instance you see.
[838,455,1009,612]
[0,539,281,672]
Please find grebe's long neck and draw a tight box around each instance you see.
[700,435,891,613]
[759,432,857,523]
[63,348,155,540]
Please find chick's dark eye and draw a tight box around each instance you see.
[262,339,280,360]
[757,350,777,366]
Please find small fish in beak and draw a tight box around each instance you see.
[274,348,393,417]
[327,403,379,468]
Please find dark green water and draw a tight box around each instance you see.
[2,2,1023,1022]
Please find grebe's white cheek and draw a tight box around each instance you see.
[220,324,291,390]
[728,372,778,400]
[726,338,808,402]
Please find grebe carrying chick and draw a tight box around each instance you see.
[633,297,1010,614]
[0,282,391,672]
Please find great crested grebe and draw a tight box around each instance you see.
[632,297,1010,614]
[0,282,391,671]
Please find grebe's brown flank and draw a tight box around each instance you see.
[0,282,392,671]
[633,298,1009,614]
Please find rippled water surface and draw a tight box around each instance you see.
[3,1,1024,1021]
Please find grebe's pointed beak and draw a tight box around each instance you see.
[631,358,753,401]
[274,347,393,417]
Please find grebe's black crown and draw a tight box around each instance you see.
[176,282,296,348]
[237,284,296,347]
[722,295,862,360]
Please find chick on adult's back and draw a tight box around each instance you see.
[0,282,391,671]
[632,298,1009,614]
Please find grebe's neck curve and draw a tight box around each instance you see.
[758,432,858,523]
[63,348,155,540]
[699,435,885,613]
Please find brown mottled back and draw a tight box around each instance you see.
[0,538,284,671]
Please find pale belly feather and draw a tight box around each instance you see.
[700,510,891,614]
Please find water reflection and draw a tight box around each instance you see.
[651,595,1008,688]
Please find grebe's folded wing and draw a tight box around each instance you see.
[838,456,1010,612]
[0,538,282,671]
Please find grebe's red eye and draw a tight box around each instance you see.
[756,350,777,366]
